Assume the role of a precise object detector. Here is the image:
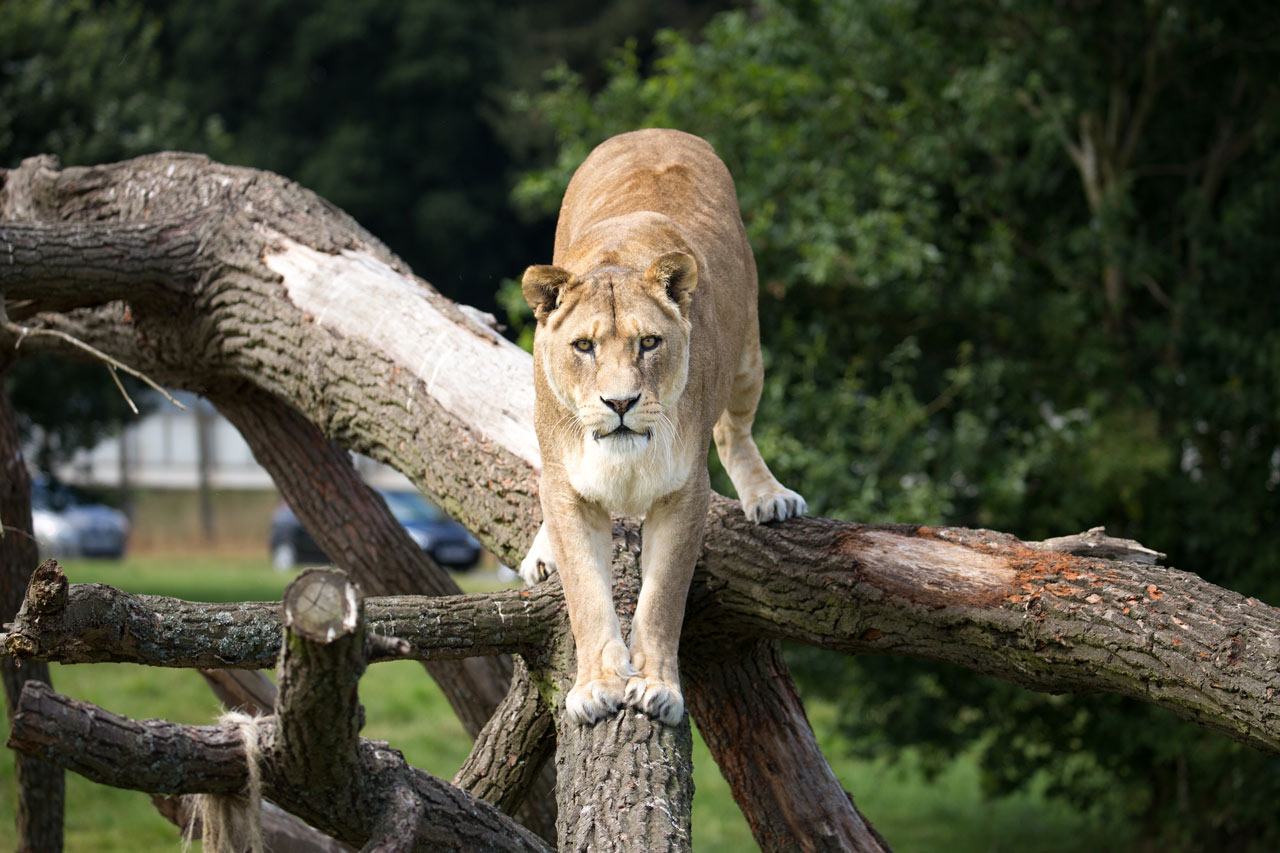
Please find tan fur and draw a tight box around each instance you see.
[521,129,805,725]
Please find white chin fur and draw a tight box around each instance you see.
[568,427,687,516]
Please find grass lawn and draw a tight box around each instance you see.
[1,554,1125,851]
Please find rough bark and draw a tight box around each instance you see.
[212,386,516,724]
[546,525,695,853]
[0,367,65,853]
[0,154,541,565]
[4,152,1280,850]
[187,669,358,853]
[692,507,1280,755]
[454,656,557,816]
[212,385,559,843]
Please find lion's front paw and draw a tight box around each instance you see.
[744,487,807,524]
[518,524,557,586]
[565,676,628,725]
[625,675,685,725]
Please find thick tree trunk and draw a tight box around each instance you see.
[0,368,65,853]
[3,152,1279,851]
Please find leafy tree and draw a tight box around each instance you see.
[137,0,519,304]
[513,0,1280,845]
[0,0,207,169]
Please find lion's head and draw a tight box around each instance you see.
[523,252,698,509]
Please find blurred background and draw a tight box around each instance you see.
[3,0,1279,849]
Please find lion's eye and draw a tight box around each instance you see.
[572,339,594,353]
[639,335,661,352]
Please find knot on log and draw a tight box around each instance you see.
[25,559,68,615]
[3,559,69,659]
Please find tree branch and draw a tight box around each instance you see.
[1,560,558,668]
[0,219,206,309]
[695,502,1280,755]
[454,656,557,817]
[546,526,695,852]
[210,386,517,734]
[184,668,359,853]
[8,680,252,795]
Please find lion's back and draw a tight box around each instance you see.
[555,129,753,295]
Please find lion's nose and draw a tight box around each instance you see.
[601,394,639,416]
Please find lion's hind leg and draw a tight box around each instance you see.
[713,343,807,523]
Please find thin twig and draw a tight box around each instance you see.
[107,365,139,415]
[3,320,185,411]
[0,524,38,544]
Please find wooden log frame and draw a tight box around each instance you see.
[9,569,552,853]
[1,152,1279,850]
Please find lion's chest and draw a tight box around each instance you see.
[566,433,690,516]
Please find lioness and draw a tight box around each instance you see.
[520,128,805,725]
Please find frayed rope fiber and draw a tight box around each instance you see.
[183,711,267,853]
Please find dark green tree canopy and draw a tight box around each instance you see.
[514,0,1280,845]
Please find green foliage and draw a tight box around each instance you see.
[0,0,205,168]
[138,0,520,301]
[516,0,1280,845]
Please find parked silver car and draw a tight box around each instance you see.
[33,506,79,559]
[31,476,130,560]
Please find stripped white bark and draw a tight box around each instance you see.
[261,230,540,468]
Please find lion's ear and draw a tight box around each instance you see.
[522,265,577,323]
[644,252,698,316]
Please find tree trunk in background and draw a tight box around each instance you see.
[117,428,133,523]
[0,366,66,852]
[195,400,216,543]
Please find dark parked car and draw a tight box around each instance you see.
[269,488,482,571]
[31,475,130,559]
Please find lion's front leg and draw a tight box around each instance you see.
[518,522,557,585]
[544,492,636,724]
[626,475,709,725]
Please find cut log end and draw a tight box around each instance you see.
[283,569,361,643]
